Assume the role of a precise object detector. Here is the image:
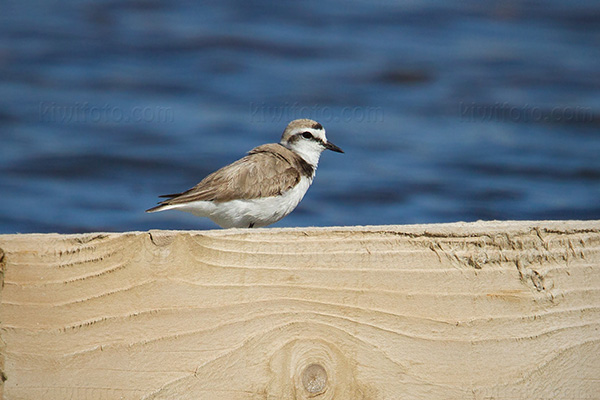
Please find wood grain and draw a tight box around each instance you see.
[1,221,599,399]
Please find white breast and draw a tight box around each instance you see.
[174,176,313,228]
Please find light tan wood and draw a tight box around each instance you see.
[1,221,599,399]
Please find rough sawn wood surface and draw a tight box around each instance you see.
[0,220,599,399]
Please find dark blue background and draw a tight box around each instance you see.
[1,0,599,233]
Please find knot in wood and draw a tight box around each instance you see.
[301,363,327,394]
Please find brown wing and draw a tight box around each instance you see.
[157,144,302,205]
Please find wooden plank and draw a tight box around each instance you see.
[1,221,599,399]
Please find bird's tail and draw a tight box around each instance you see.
[145,203,181,213]
[146,192,184,213]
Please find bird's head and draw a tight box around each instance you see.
[280,119,343,166]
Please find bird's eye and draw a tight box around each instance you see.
[302,131,313,139]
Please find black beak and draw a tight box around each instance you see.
[324,141,344,153]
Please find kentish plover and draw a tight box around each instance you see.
[146,119,343,228]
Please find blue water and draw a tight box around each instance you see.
[1,0,599,233]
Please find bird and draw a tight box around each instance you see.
[146,119,343,228]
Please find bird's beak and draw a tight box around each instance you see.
[324,141,344,153]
